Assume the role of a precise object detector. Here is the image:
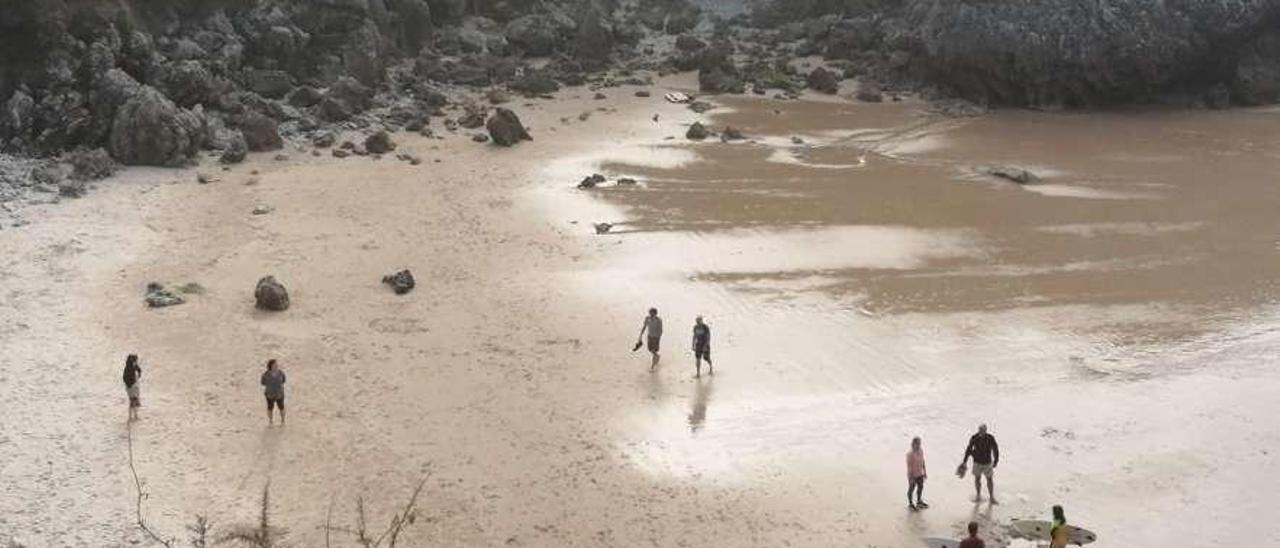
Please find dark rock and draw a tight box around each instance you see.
[233,112,282,152]
[1205,84,1232,110]
[638,0,701,34]
[807,67,840,94]
[986,165,1038,184]
[505,14,572,56]
[927,98,988,118]
[635,90,651,97]
[855,82,884,103]
[617,177,637,185]
[382,269,416,295]
[254,276,290,311]
[572,6,614,70]
[108,86,205,167]
[685,122,709,140]
[333,149,351,158]
[593,92,607,100]
[593,222,613,234]
[578,173,606,189]
[721,126,746,141]
[219,131,248,164]
[163,61,224,109]
[486,108,532,146]
[365,131,397,154]
[472,133,490,143]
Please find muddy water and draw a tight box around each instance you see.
[548,93,1280,546]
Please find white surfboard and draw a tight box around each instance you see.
[922,537,963,548]
[1009,519,1097,545]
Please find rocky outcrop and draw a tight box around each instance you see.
[108,87,205,167]
[906,1,1280,108]
[807,67,839,94]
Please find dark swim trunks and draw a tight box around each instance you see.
[647,336,661,353]
[266,396,284,411]
[695,346,710,360]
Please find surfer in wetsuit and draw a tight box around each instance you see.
[961,424,1000,503]
[1049,505,1069,548]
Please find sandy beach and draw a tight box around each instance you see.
[2,74,1280,548]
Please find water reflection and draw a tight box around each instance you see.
[687,377,713,434]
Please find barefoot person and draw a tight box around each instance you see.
[961,424,999,503]
[692,315,712,377]
[122,354,142,421]
[636,308,663,370]
[906,436,928,510]
[959,521,985,548]
[261,359,286,426]
[1049,505,1069,548]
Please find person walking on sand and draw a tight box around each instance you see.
[692,315,712,377]
[122,354,142,421]
[636,308,663,370]
[961,424,1000,503]
[959,521,984,548]
[906,436,928,510]
[261,359,286,426]
[1049,505,1070,548]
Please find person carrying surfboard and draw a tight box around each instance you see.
[1049,505,1070,548]
[960,424,1000,503]
[906,436,928,510]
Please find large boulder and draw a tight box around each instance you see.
[807,67,840,94]
[486,108,532,146]
[232,111,282,152]
[246,69,295,99]
[255,276,290,311]
[907,0,1280,107]
[364,130,396,154]
[505,14,573,56]
[108,86,205,167]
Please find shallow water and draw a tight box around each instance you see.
[546,92,1280,547]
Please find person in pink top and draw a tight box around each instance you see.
[906,436,928,510]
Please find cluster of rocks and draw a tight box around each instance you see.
[576,173,637,189]
[739,0,1280,109]
[0,0,708,175]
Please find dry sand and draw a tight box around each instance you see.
[1,75,1278,547]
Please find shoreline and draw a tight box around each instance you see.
[2,78,1280,547]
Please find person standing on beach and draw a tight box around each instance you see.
[122,354,142,421]
[692,315,712,377]
[261,359,286,426]
[637,308,663,370]
[1049,505,1069,548]
[961,424,1000,503]
[906,436,928,510]
[959,521,984,548]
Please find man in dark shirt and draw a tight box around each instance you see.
[261,359,287,426]
[961,424,999,503]
[959,521,985,548]
[692,316,712,378]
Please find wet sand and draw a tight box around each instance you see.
[1,76,1279,547]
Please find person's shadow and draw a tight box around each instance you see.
[687,377,713,434]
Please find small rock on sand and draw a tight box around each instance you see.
[635,90,651,97]
[686,122,709,140]
[486,108,532,146]
[593,222,613,234]
[144,282,185,308]
[986,165,1039,184]
[254,276,290,311]
[252,205,274,215]
[578,173,606,189]
[381,269,416,295]
[365,131,397,154]
[721,126,746,141]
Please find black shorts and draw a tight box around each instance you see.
[695,347,711,360]
[647,336,661,353]
[266,396,284,411]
